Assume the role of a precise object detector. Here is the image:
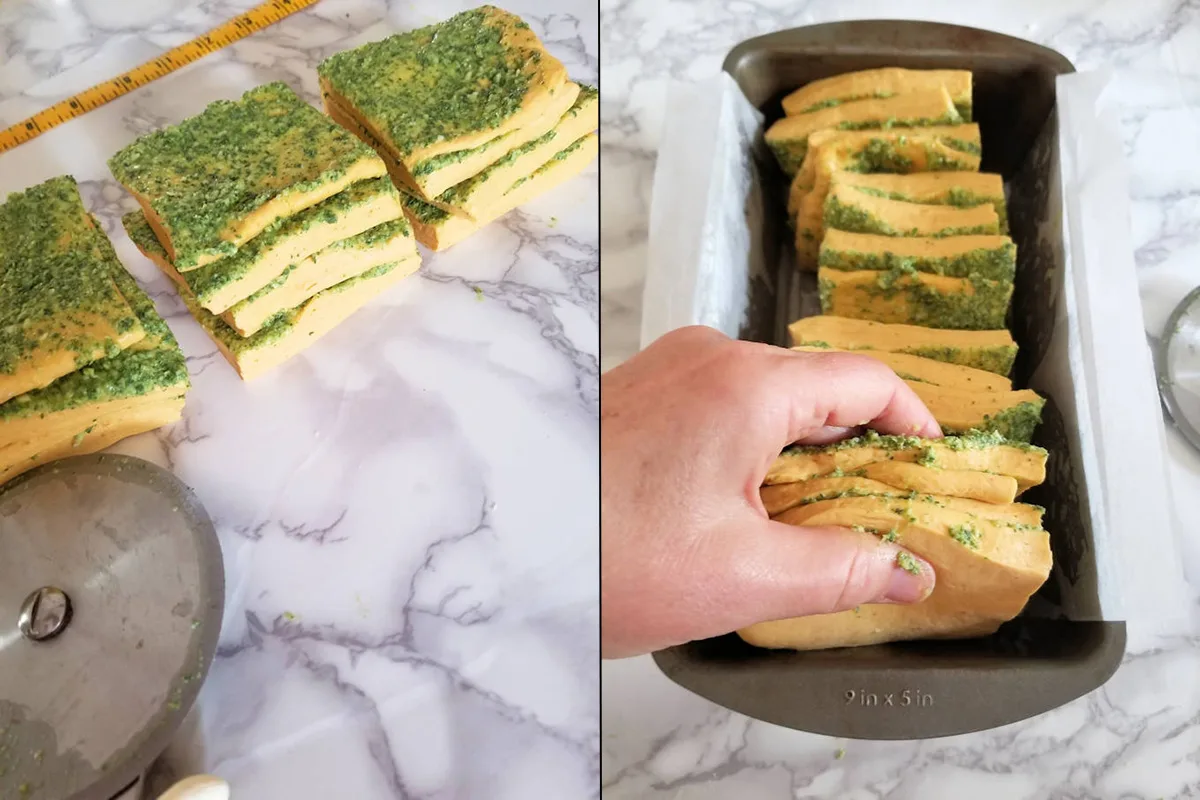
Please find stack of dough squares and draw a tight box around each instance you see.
[317,5,599,251]
[0,176,189,483]
[109,81,421,381]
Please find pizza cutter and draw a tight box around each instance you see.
[0,454,228,800]
[1154,285,1200,454]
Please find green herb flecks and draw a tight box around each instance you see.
[0,177,144,376]
[896,551,922,575]
[819,236,1016,281]
[949,523,982,549]
[318,7,542,159]
[108,82,379,269]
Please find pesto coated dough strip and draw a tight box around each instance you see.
[108,82,388,271]
[787,315,1018,376]
[324,79,581,205]
[759,475,1042,523]
[822,181,1000,238]
[0,176,147,406]
[847,461,1020,505]
[433,85,598,220]
[125,211,416,336]
[765,430,1048,491]
[790,126,982,267]
[818,229,1017,282]
[0,240,188,483]
[790,345,1012,392]
[766,88,962,175]
[131,177,406,314]
[738,495,1052,651]
[831,170,1007,232]
[906,381,1046,443]
[403,132,598,251]
[781,68,973,119]
[181,257,421,381]
[817,267,1013,331]
[317,6,569,199]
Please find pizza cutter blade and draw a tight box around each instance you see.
[0,454,224,800]
[1155,285,1200,455]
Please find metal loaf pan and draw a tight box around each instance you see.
[650,20,1126,740]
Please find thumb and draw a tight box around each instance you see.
[712,519,935,631]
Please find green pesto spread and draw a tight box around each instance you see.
[506,136,588,194]
[895,551,922,575]
[880,529,900,543]
[835,108,961,134]
[822,193,999,238]
[798,96,972,122]
[851,185,1008,233]
[0,176,143,376]
[402,193,451,225]
[317,7,540,159]
[230,218,412,312]
[413,130,516,178]
[948,523,981,549]
[186,259,405,355]
[0,258,188,421]
[781,428,1045,458]
[772,106,963,174]
[818,240,1017,281]
[125,177,398,306]
[903,344,1017,377]
[438,85,597,207]
[819,267,1012,330]
[941,399,1046,443]
[108,82,378,270]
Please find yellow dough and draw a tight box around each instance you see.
[765,430,1048,492]
[0,245,188,483]
[136,178,405,314]
[181,257,420,381]
[817,267,1012,330]
[787,315,1018,376]
[402,132,598,251]
[317,6,570,199]
[0,177,148,405]
[766,88,962,175]
[791,345,1012,391]
[781,68,973,118]
[108,82,388,270]
[738,495,1052,651]
[759,475,1042,523]
[822,181,1000,237]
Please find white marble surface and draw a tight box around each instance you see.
[601,0,1200,797]
[0,1,598,797]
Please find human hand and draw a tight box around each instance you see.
[600,325,942,659]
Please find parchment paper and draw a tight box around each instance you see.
[641,69,1190,625]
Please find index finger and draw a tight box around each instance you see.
[767,349,942,448]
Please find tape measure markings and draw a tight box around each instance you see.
[0,0,321,154]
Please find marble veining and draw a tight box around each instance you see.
[0,1,598,797]
[602,0,1200,797]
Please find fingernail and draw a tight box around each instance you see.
[883,550,934,603]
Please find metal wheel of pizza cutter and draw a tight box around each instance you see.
[1153,285,1200,455]
[0,453,226,800]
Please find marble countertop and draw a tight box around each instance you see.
[0,1,598,797]
[602,0,1200,796]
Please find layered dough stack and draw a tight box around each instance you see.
[109,82,421,381]
[740,430,1054,651]
[0,176,189,482]
[316,5,599,251]
[745,68,1056,651]
[768,67,1045,443]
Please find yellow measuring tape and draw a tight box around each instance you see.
[0,0,321,155]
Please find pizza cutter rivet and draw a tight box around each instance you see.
[17,586,72,642]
